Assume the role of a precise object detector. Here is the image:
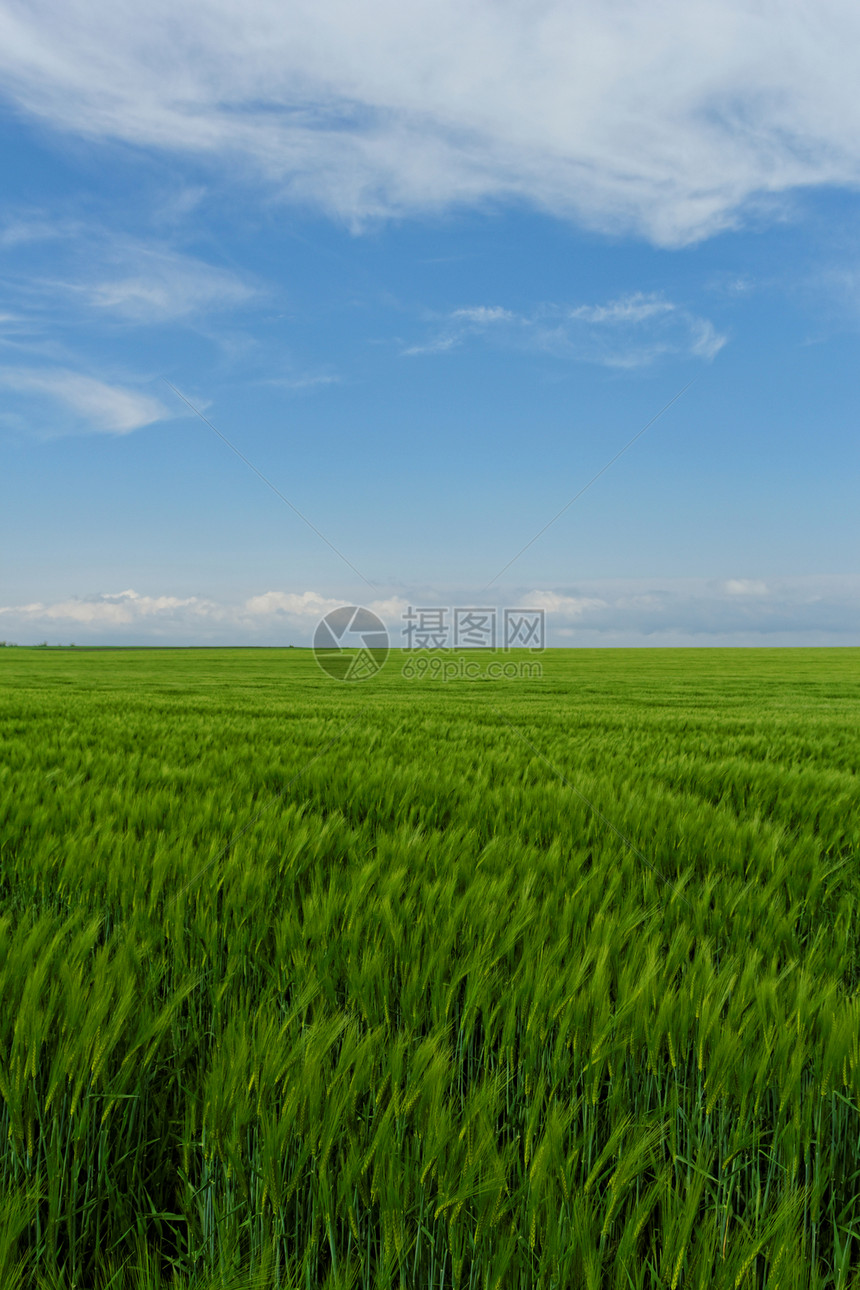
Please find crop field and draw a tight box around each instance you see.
[1,645,859,1289]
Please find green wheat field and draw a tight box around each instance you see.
[1,646,859,1289]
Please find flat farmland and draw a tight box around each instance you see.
[1,647,859,1289]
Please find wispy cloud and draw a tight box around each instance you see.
[38,244,258,325]
[569,297,674,326]
[261,371,341,391]
[1,1,859,244]
[81,246,257,323]
[405,293,727,367]
[0,214,83,248]
[451,306,516,325]
[0,367,168,434]
[0,221,258,329]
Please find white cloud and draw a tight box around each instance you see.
[0,215,79,247]
[402,335,459,357]
[724,578,768,596]
[244,590,344,619]
[1,579,855,646]
[0,367,168,434]
[0,589,223,626]
[520,590,607,617]
[451,306,515,325]
[688,318,727,360]
[403,305,514,356]
[82,246,256,323]
[245,590,409,623]
[262,371,341,391]
[0,221,257,328]
[37,243,256,325]
[707,274,756,298]
[406,293,726,367]
[520,576,859,642]
[0,1,859,244]
[0,588,410,643]
[569,296,674,325]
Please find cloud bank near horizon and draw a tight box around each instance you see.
[2,577,856,648]
[1,1,860,245]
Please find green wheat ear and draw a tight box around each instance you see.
[1,645,859,1286]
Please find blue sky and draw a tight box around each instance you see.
[1,0,858,647]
